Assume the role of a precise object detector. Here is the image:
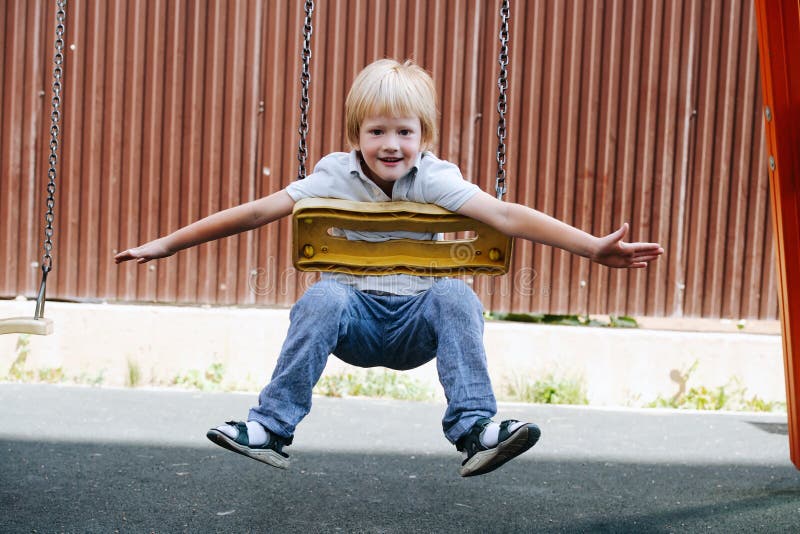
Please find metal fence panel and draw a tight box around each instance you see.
[0,0,777,319]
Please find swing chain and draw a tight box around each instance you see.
[495,0,510,200]
[297,0,315,180]
[42,0,65,274]
[35,0,66,319]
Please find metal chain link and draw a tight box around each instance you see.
[36,0,66,319]
[297,0,314,180]
[495,0,510,200]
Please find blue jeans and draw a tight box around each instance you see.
[248,278,497,444]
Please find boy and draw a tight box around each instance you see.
[115,59,663,477]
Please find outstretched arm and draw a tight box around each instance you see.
[458,190,663,269]
[114,190,295,264]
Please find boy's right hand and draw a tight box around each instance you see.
[114,238,174,264]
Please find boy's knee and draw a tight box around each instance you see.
[428,279,482,315]
[291,280,352,319]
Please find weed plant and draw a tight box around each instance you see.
[127,358,142,387]
[172,362,227,391]
[7,334,33,381]
[314,369,434,401]
[502,373,589,405]
[485,312,638,328]
[3,334,101,385]
[647,360,785,412]
[6,335,64,383]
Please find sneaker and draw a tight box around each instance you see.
[206,421,292,469]
[456,418,541,477]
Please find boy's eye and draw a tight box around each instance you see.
[369,129,383,135]
[399,129,411,136]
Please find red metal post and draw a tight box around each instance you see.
[753,0,800,469]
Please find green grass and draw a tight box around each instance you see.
[171,362,227,391]
[127,358,142,387]
[3,334,104,386]
[647,360,786,412]
[502,373,589,405]
[6,334,33,381]
[314,369,434,402]
[485,312,638,328]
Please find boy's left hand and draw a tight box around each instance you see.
[592,223,664,269]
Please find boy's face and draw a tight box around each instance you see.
[356,115,423,190]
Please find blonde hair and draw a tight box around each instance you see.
[345,59,438,150]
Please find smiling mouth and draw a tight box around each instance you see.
[379,157,403,163]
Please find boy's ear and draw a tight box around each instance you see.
[350,133,360,151]
[420,133,433,152]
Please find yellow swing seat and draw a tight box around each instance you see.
[0,317,54,336]
[292,198,513,276]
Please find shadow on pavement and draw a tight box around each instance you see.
[2,438,798,533]
[748,421,789,435]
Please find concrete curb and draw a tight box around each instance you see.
[0,300,786,408]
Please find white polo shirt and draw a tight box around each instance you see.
[284,150,480,294]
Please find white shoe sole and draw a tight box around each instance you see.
[207,429,290,469]
[460,424,540,477]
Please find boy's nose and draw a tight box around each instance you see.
[382,135,399,150]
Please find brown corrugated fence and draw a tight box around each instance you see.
[0,0,777,319]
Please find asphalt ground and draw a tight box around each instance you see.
[0,383,797,533]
